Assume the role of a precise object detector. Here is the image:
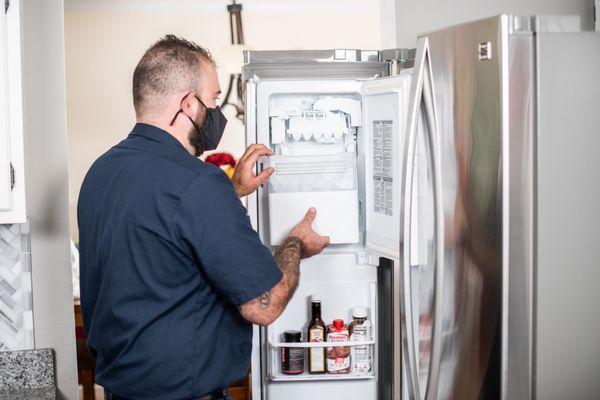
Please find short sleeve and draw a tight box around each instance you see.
[174,169,283,305]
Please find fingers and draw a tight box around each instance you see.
[240,144,263,159]
[303,207,316,224]
[254,167,275,185]
[244,147,273,167]
[240,144,272,164]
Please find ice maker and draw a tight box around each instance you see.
[264,91,362,245]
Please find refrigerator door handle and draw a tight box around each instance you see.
[421,39,445,400]
[400,37,445,400]
[400,41,422,400]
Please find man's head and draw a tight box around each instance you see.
[133,35,223,156]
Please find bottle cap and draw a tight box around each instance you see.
[352,307,368,319]
[333,319,344,330]
[311,295,322,303]
[284,330,302,342]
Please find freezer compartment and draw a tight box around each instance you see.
[266,153,359,245]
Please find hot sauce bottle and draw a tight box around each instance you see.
[307,295,326,374]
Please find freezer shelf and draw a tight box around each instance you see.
[270,340,375,348]
[269,371,376,382]
[266,277,378,383]
[268,340,376,381]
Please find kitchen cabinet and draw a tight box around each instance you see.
[0,0,26,223]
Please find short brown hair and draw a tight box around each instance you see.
[132,35,215,116]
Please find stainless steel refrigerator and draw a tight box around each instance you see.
[243,14,600,400]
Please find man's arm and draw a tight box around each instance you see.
[239,208,329,326]
[238,236,302,326]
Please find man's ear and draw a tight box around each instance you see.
[180,91,197,114]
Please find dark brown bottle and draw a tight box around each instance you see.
[307,295,326,374]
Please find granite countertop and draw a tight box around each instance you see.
[0,348,56,400]
[0,387,56,400]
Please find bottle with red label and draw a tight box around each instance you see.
[326,319,350,374]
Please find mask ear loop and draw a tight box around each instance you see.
[169,110,182,126]
[195,95,208,111]
[170,92,203,127]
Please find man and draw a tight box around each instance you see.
[78,35,329,400]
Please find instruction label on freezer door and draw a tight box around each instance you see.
[372,120,394,216]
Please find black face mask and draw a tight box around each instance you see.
[170,95,227,156]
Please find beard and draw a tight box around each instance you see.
[187,113,206,157]
[188,125,205,157]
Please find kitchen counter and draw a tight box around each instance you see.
[0,348,56,399]
[0,388,56,400]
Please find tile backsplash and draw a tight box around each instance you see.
[0,224,34,350]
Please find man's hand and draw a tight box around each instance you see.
[289,208,330,258]
[231,144,275,198]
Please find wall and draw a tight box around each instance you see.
[22,0,78,398]
[64,0,382,241]
[391,0,595,47]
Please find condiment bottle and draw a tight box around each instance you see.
[326,319,350,374]
[349,307,372,373]
[281,330,304,375]
[307,295,326,374]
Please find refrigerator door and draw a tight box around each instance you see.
[400,38,445,400]
[412,16,509,399]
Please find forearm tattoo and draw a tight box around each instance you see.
[239,236,302,324]
[274,236,302,303]
[258,290,272,309]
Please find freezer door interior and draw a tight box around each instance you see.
[362,73,413,260]
[251,78,382,400]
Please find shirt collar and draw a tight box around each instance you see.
[130,123,189,154]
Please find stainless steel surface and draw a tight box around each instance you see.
[401,37,447,400]
[534,15,582,33]
[535,31,600,400]
[393,258,402,400]
[380,48,417,69]
[244,49,381,64]
[416,15,507,399]
[505,25,535,400]
[420,49,445,400]
[243,49,391,81]
[399,58,420,399]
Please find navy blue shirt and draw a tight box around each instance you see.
[78,123,282,400]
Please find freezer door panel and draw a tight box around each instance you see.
[362,74,413,260]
